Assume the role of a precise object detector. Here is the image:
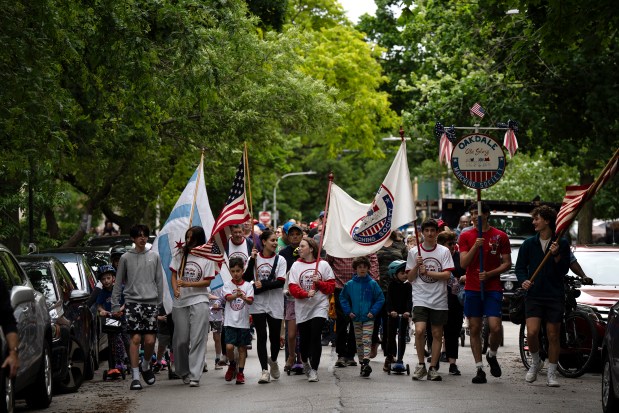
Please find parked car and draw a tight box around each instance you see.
[499,245,522,317]
[18,255,94,393]
[0,243,52,411]
[571,245,619,322]
[29,251,103,379]
[488,210,536,248]
[602,298,619,412]
[85,234,154,250]
[39,247,110,277]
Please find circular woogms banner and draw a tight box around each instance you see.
[451,133,506,189]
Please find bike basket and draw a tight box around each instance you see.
[102,317,122,333]
[509,288,526,325]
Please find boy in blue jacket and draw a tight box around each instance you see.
[340,255,385,377]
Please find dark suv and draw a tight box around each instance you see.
[0,244,53,411]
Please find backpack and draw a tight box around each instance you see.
[508,288,526,325]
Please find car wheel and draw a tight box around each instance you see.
[0,366,14,413]
[55,337,86,393]
[602,356,619,413]
[25,343,52,409]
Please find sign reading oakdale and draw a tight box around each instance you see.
[451,133,506,189]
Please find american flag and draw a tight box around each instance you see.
[439,133,454,165]
[194,154,250,262]
[470,103,486,118]
[555,151,618,235]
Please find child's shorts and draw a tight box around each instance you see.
[412,306,448,326]
[210,320,223,334]
[125,302,158,333]
[224,326,252,347]
[284,299,296,321]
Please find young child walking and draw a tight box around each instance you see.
[339,256,385,377]
[383,260,412,372]
[223,257,254,384]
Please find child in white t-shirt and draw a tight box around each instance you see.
[223,257,254,384]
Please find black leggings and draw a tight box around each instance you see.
[252,313,282,370]
[297,317,326,370]
[385,316,407,361]
[444,294,464,360]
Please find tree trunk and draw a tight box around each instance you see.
[3,207,22,255]
[577,201,593,244]
[44,206,60,239]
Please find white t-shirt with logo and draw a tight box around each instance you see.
[223,280,254,329]
[228,238,251,269]
[249,253,286,319]
[170,253,215,308]
[406,244,454,310]
[288,259,335,324]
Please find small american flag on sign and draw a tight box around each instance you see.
[470,103,486,118]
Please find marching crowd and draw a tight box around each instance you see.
[81,203,592,392]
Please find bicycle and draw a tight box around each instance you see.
[518,275,597,378]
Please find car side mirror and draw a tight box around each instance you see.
[11,285,35,308]
[69,289,90,302]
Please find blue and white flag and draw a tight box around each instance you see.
[152,159,216,313]
[323,141,416,258]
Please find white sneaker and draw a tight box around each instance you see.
[258,369,270,384]
[268,359,280,380]
[308,369,319,382]
[303,362,311,377]
[525,362,542,383]
[547,370,560,387]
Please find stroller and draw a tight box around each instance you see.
[386,314,410,376]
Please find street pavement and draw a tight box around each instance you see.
[23,322,602,413]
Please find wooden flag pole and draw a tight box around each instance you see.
[312,172,335,293]
[244,143,258,282]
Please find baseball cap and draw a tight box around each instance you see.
[256,223,266,231]
[283,222,303,235]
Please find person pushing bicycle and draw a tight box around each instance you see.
[515,205,571,387]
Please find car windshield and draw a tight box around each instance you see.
[20,262,57,305]
[570,251,619,285]
[488,215,535,239]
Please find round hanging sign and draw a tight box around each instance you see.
[451,133,506,189]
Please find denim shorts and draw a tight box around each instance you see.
[463,290,503,318]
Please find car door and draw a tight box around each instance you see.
[0,251,42,386]
[55,262,91,353]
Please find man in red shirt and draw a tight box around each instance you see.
[458,203,511,384]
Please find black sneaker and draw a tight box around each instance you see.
[472,368,487,384]
[449,364,461,376]
[141,366,156,385]
[130,379,143,390]
[486,353,502,378]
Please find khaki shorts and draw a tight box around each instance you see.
[412,306,448,326]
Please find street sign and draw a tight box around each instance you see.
[259,210,271,226]
[451,133,506,189]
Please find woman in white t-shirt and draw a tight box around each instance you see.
[243,230,286,384]
[170,226,215,387]
[288,237,335,382]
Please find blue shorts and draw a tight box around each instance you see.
[463,290,503,318]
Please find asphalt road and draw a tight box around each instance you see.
[20,322,602,413]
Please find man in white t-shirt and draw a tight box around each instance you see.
[406,219,454,382]
[227,224,253,269]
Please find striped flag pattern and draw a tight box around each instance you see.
[439,133,454,165]
[555,151,618,234]
[503,128,519,157]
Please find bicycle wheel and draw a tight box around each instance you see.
[557,310,596,378]
[519,323,532,370]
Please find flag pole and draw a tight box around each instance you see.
[313,172,334,291]
[401,125,421,259]
[529,148,619,282]
[244,143,258,281]
[178,150,204,295]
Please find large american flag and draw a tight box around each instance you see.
[470,102,486,118]
[555,151,618,235]
[194,154,250,262]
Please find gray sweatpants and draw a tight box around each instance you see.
[172,301,210,381]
